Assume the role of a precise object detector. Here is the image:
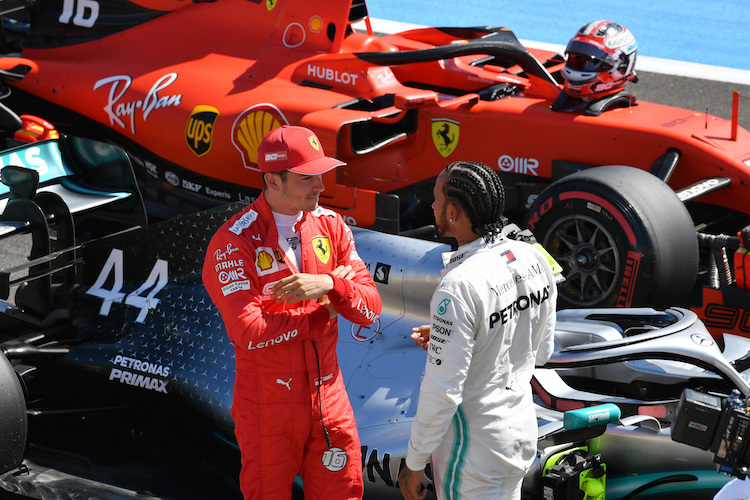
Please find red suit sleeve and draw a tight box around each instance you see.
[325,223,382,326]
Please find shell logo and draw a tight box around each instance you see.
[232,104,289,170]
[257,250,274,271]
[309,16,323,33]
[255,246,281,276]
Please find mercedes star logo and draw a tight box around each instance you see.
[690,333,714,346]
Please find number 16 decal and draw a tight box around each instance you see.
[59,0,99,28]
[86,248,169,323]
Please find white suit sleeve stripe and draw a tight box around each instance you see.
[444,404,470,500]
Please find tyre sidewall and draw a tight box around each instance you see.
[525,166,698,309]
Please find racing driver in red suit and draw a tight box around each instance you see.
[202,125,382,499]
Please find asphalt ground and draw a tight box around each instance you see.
[633,71,750,124]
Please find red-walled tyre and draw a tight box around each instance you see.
[524,165,699,309]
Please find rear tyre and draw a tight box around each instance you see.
[0,352,26,475]
[525,165,698,309]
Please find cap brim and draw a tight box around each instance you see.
[287,156,345,175]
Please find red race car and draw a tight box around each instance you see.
[0,0,748,334]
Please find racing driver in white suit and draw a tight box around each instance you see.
[399,161,558,500]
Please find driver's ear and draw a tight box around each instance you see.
[264,172,281,190]
[448,201,461,223]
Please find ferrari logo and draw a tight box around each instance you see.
[312,236,331,264]
[431,119,460,158]
[266,0,277,11]
[308,135,320,151]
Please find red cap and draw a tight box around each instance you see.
[258,125,344,174]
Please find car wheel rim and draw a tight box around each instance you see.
[544,214,620,306]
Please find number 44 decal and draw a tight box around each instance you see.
[86,248,169,323]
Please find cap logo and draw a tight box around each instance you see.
[264,151,288,162]
[308,135,320,151]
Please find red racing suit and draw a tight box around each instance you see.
[202,193,382,499]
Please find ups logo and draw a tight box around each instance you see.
[186,105,220,157]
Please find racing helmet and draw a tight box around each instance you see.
[562,20,637,98]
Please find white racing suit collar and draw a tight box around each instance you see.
[441,236,506,272]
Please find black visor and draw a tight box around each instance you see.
[565,40,614,72]
[565,54,612,72]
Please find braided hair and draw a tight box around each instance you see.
[443,161,505,241]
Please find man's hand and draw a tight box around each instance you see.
[329,264,354,280]
[398,466,427,500]
[411,324,430,351]
[272,265,353,306]
[316,265,353,319]
[272,273,334,304]
[317,294,338,320]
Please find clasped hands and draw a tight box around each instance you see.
[272,265,354,319]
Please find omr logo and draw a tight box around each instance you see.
[185,105,219,157]
[497,155,539,175]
